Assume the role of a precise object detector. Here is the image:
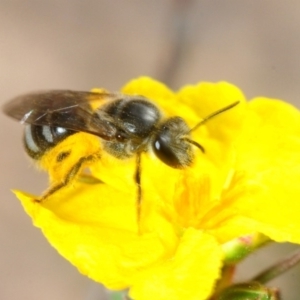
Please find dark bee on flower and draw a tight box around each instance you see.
[3,90,239,218]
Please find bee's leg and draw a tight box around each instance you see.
[135,153,142,223]
[36,154,97,202]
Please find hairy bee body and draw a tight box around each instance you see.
[3,89,238,205]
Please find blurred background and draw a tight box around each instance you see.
[1,1,300,299]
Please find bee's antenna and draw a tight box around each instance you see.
[183,138,205,153]
[189,101,240,133]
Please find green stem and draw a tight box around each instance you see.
[109,291,130,300]
[223,233,271,265]
[212,282,281,300]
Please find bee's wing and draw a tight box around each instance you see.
[3,90,120,140]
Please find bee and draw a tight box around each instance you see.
[3,89,239,219]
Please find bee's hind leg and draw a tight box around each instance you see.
[35,154,99,203]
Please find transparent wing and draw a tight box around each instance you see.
[2,90,123,140]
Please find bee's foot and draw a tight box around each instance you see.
[33,198,43,203]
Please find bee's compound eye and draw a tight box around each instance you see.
[153,135,181,167]
[153,117,193,168]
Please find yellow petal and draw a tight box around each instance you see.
[14,185,179,290]
[122,77,175,101]
[129,228,223,300]
[177,81,247,141]
[207,98,300,243]
[233,98,300,243]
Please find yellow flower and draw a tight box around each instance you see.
[14,77,300,300]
